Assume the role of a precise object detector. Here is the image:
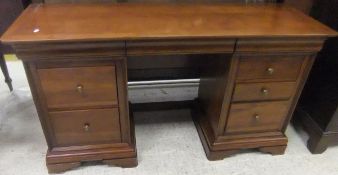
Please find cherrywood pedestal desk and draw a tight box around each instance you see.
[1,3,337,173]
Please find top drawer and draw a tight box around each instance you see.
[38,66,118,109]
[237,56,304,81]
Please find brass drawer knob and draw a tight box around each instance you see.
[261,88,269,95]
[266,67,274,75]
[84,123,90,132]
[254,114,260,120]
[76,84,84,94]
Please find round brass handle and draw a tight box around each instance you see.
[76,84,84,94]
[266,67,274,75]
[261,88,269,95]
[254,114,260,120]
[84,123,90,132]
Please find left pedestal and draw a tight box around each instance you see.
[20,48,136,173]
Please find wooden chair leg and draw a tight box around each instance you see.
[0,54,13,91]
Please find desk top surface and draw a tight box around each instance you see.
[1,3,337,43]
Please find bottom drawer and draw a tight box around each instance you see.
[50,108,121,146]
[226,101,289,133]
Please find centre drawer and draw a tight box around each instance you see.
[237,56,304,81]
[38,66,118,109]
[226,101,289,133]
[233,82,296,102]
[50,108,121,146]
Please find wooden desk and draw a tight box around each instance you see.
[1,3,336,173]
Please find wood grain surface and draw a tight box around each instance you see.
[1,3,337,43]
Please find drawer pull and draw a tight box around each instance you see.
[84,123,90,132]
[76,84,84,94]
[266,67,274,75]
[261,88,269,95]
[253,114,260,120]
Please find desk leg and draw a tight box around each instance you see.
[0,54,13,91]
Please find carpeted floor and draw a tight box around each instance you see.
[1,61,337,175]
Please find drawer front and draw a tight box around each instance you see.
[237,57,304,81]
[233,82,296,102]
[50,108,121,146]
[38,66,118,109]
[226,101,289,133]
